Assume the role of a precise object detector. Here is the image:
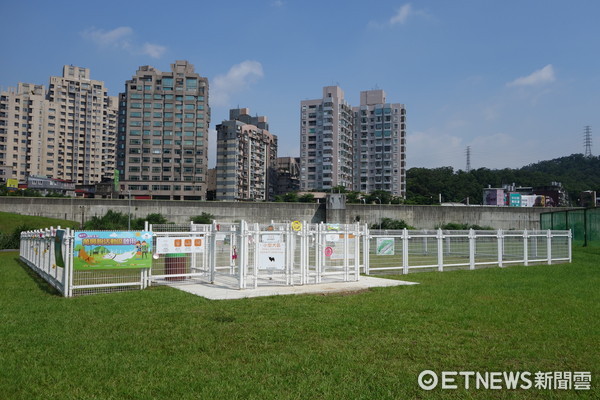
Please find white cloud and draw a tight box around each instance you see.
[271,0,284,7]
[82,26,166,59]
[507,64,555,87]
[82,27,133,49]
[211,61,264,106]
[141,43,166,59]
[369,3,430,29]
[390,4,412,25]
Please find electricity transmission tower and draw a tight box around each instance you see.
[584,126,592,157]
[466,146,471,172]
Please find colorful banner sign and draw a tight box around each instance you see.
[155,236,204,254]
[73,231,153,270]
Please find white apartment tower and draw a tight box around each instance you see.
[353,90,406,197]
[0,66,117,185]
[300,86,353,191]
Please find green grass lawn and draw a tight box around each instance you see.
[0,248,598,399]
[0,211,79,233]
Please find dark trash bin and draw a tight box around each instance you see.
[165,253,187,281]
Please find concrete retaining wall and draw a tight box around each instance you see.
[0,197,550,230]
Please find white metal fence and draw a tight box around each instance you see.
[19,224,572,297]
[150,221,366,290]
[20,227,71,295]
[366,229,572,274]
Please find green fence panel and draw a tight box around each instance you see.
[541,208,600,247]
[587,208,600,246]
[540,213,553,230]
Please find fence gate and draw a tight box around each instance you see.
[149,223,213,284]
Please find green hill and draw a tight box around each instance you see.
[0,211,78,234]
[406,154,600,205]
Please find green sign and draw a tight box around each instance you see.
[54,229,66,268]
[73,231,153,270]
[113,169,120,192]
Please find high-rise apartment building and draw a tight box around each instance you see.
[0,66,117,185]
[353,90,406,197]
[300,86,353,191]
[215,108,277,201]
[117,60,209,200]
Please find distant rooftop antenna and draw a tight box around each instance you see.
[466,146,472,172]
[584,125,592,157]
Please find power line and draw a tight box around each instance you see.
[584,126,592,157]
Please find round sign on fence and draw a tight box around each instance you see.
[291,220,302,231]
[324,246,333,257]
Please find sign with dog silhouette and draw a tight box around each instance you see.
[73,231,153,270]
[258,242,285,270]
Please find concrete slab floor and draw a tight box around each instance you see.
[166,276,419,300]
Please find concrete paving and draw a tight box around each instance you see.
[167,276,419,300]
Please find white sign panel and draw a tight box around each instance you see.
[326,234,356,260]
[258,242,286,270]
[156,236,205,254]
[261,233,283,243]
[376,238,395,255]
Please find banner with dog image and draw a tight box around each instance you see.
[73,231,153,270]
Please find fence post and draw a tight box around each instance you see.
[497,229,504,268]
[469,229,475,270]
[402,228,409,275]
[66,228,74,297]
[523,229,529,266]
[437,229,444,272]
[568,229,572,263]
[547,230,552,265]
[238,221,246,289]
[364,225,370,275]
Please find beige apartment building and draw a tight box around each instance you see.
[299,86,354,191]
[215,108,277,201]
[0,66,116,185]
[117,61,209,200]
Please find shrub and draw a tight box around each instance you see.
[191,212,215,224]
[0,224,36,249]
[371,218,414,230]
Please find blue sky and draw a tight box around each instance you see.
[2,0,599,170]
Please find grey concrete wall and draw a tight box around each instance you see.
[344,204,547,230]
[0,197,550,230]
[0,197,324,226]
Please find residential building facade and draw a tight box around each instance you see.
[0,66,117,185]
[299,86,353,191]
[117,60,209,200]
[215,108,277,201]
[275,156,300,195]
[352,90,406,197]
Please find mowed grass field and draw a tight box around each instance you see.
[0,248,598,399]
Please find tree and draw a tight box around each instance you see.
[298,193,315,203]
